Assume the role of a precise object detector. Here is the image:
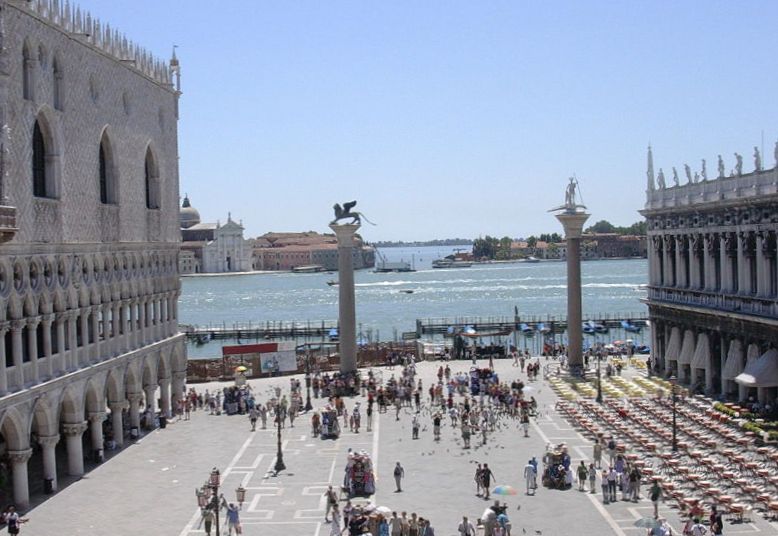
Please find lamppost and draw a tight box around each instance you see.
[304,353,313,412]
[595,351,603,404]
[274,405,286,474]
[670,375,678,453]
[196,468,248,536]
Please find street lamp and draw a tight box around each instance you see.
[595,351,603,404]
[274,405,286,474]
[195,468,248,536]
[304,353,313,412]
[669,375,678,453]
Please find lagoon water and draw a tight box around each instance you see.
[180,247,649,357]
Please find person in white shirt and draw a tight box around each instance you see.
[523,461,537,495]
[458,516,476,536]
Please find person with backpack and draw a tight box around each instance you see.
[649,479,663,518]
[394,461,405,492]
[323,485,338,522]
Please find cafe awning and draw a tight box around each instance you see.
[722,339,744,381]
[735,349,778,387]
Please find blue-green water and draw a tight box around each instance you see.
[180,247,648,357]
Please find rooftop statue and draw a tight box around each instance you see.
[775,141,778,169]
[684,164,692,184]
[754,146,761,172]
[657,168,666,189]
[717,155,725,179]
[694,172,699,183]
[331,200,375,226]
[701,159,707,181]
[734,153,743,176]
[672,167,679,187]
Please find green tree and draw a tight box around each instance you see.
[526,235,537,248]
[585,220,616,234]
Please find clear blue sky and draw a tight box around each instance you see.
[78,1,778,241]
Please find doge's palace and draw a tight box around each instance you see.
[0,0,185,508]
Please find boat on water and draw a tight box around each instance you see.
[374,249,416,273]
[326,280,338,286]
[520,323,534,336]
[536,322,551,334]
[399,289,414,294]
[432,258,473,269]
[583,320,607,334]
[523,256,540,263]
[621,320,641,333]
[292,264,326,273]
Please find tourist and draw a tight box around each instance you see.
[378,515,390,536]
[224,502,241,536]
[630,465,642,502]
[394,461,405,492]
[588,462,597,493]
[329,504,342,536]
[607,436,617,466]
[343,500,353,529]
[601,469,610,503]
[409,512,420,536]
[649,479,663,518]
[593,438,603,468]
[710,505,723,535]
[366,401,373,432]
[432,412,442,440]
[249,406,258,431]
[577,460,588,491]
[412,414,420,439]
[461,419,471,449]
[689,518,708,536]
[607,466,618,503]
[458,516,476,536]
[481,463,495,500]
[201,507,215,536]
[2,506,28,535]
[323,485,338,522]
[646,516,669,536]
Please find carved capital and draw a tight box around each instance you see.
[37,434,60,448]
[108,400,129,411]
[172,371,187,382]
[7,449,33,465]
[704,234,718,251]
[158,376,171,387]
[10,319,25,331]
[127,392,144,405]
[26,316,41,328]
[88,412,107,424]
[0,321,9,334]
[40,313,55,325]
[62,421,88,437]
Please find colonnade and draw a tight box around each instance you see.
[649,230,778,298]
[0,290,180,395]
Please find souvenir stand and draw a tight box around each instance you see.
[344,451,375,498]
[541,443,572,490]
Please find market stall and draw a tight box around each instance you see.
[541,443,572,490]
[320,407,340,439]
[344,451,375,498]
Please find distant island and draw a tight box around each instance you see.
[372,239,474,248]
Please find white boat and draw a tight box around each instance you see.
[292,264,326,273]
[432,258,472,269]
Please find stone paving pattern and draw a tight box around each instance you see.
[26,360,778,536]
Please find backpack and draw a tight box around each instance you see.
[607,440,616,450]
[394,465,402,476]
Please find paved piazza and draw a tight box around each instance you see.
[27,360,778,536]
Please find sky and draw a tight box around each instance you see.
[77,1,778,242]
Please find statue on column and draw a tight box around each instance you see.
[701,159,707,181]
[693,172,699,183]
[331,200,375,226]
[734,153,743,176]
[672,167,679,187]
[564,177,577,208]
[646,145,655,191]
[753,146,761,171]
[684,164,692,184]
[774,141,778,169]
[657,168,666,189]
[717,155,725,178]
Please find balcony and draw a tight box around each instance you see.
[647,285,778,319]
[0,204,17,243]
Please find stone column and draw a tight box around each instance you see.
[11,320,24,388]
[101,303,111,360]
[662,236,674,286]
[88,412,106,458]
[649,236,661,285]
[112,302,121,356]
[703,234,715,290]
[79,309,89,366]
[62,421,88,476]
[153,298,162,340]
[144,384,156,415]
[138,298,148,345]
[756,231,769,298]
[737,232,747,295]
[128,300,137,350]
[90,305,100,362]
[329,223,361,374]
[67,311,78,371]
[0,322,8,395]
[555,210,590,370]
[108,400,128,447]
[26,317,40,384]
[172,371,186,411]
[159,377,172,418]
[127,392,143,432]
[41,313,53,380]
[54,313,65,375]
[38,434,60,492]
[689,235,700,289]
[720,234,732,293]
[8,449,32,508]
[676,236,688,288]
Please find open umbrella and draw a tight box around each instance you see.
[235,365,248,372]
[492,485,518,496]
[634,517,661,529]
[375,506,392,515]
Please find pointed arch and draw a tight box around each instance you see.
[98,127,118,205]
[31,107,62,199]
[144,144,160,209]
[22,39,35,101]
[30,394,58,437]
[0,407,30,450]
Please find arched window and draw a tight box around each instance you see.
[98,134,117,204]
[144,147,160,209]
[22,41,34,100]
[32,121,47,197]
[53,56,64,110]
